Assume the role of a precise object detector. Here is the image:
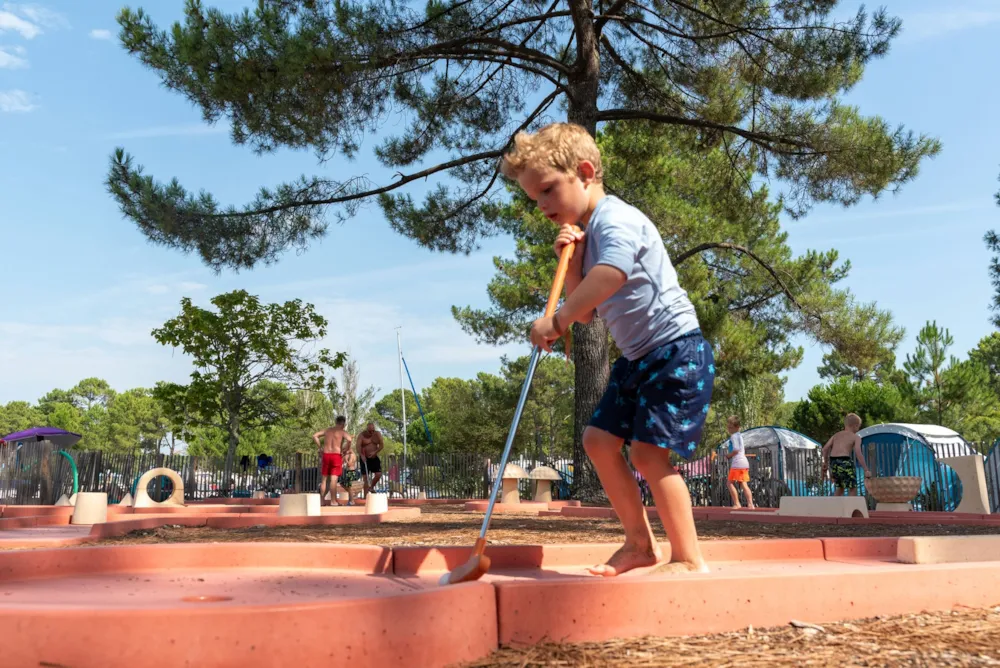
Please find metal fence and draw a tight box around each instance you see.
[1,439,998,512]
[0,443,576,504]
[681,441,1000,512]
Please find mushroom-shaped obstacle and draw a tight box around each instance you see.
[500,463,529,504]
[529,466,562,503]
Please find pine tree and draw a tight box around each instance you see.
[107,1,940,487]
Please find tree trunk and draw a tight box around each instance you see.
[223,410,240,495]
[567,1,610,498]
[570,320,610,495]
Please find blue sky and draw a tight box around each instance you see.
[1,1,999,408]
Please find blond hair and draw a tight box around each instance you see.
[500,123,603,182]
[727,415,741,430]
[845,413,862,429]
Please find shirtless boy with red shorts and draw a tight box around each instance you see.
[313,416,352,506]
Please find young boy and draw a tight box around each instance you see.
[338,447,361,506]
[820,413,872,497]
[724,416,754,509]
[507,122,714,576]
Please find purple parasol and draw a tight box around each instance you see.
[1,427,82,448]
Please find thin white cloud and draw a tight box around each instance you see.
[0,44,27,68]
[4,3,67,28]
[0,8,39,38]
[89,28,112,41]
[797,199,988,227]
[178,282,208,292]
[0,3,67,39]
[0,88,35,112]
[104,124,227,140]
[145,285,170,295]
[900,9,1000,42]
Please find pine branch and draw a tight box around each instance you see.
[674,241,818,322]
[597,108,820,154]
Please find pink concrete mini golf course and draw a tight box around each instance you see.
[0,503,999,666]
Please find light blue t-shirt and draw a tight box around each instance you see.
[582,195,699,360]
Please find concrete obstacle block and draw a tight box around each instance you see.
[876,502,912,512]
[133,467,186,508]
[278,493,321,517]
[55,494,74,507]
[119,492,133,507]
[778,496,869,518]
[940,455,991,515]
[71,492,108,525]
[898,535,1000,564]
[69,493,77,505]
[365,492,388,514]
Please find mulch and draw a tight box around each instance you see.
[93,504,1000,547]
[464,607,1000,667]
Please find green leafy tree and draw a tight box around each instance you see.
[372,389,421,444]
[939,360,1000,444]
[706,373,785,446]
[58,378,117,449]
[984,175,1000,325]
[152,290,344,488]
[70,378,116,411]
[790,377,913,444]
[419,375,512,455]
[969,333,1000,396]
[896,321,1000,440]
[0,401,44,436]
[817,299,905,381]
[37,388,83,435]
[500,354,574,459]
[104,388,170,453]
[328,354,378,436]
[902,321,958,426]
[45,402,83,435]
[264,388,337,455]
[108,1,939,493]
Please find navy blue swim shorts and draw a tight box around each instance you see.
[588,330,715,460]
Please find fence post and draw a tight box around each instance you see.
[294,453,303,493]
[187,456,198,501]
[39,444,53,505]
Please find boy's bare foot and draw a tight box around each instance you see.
[588,542,662,577]
[650,560,710,575]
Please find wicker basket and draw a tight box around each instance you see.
[866,476,922,503]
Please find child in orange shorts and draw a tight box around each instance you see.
[725,416,754,509]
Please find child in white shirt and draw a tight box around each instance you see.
[725,416,754,509]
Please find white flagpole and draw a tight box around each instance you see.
[396,327,407,493]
